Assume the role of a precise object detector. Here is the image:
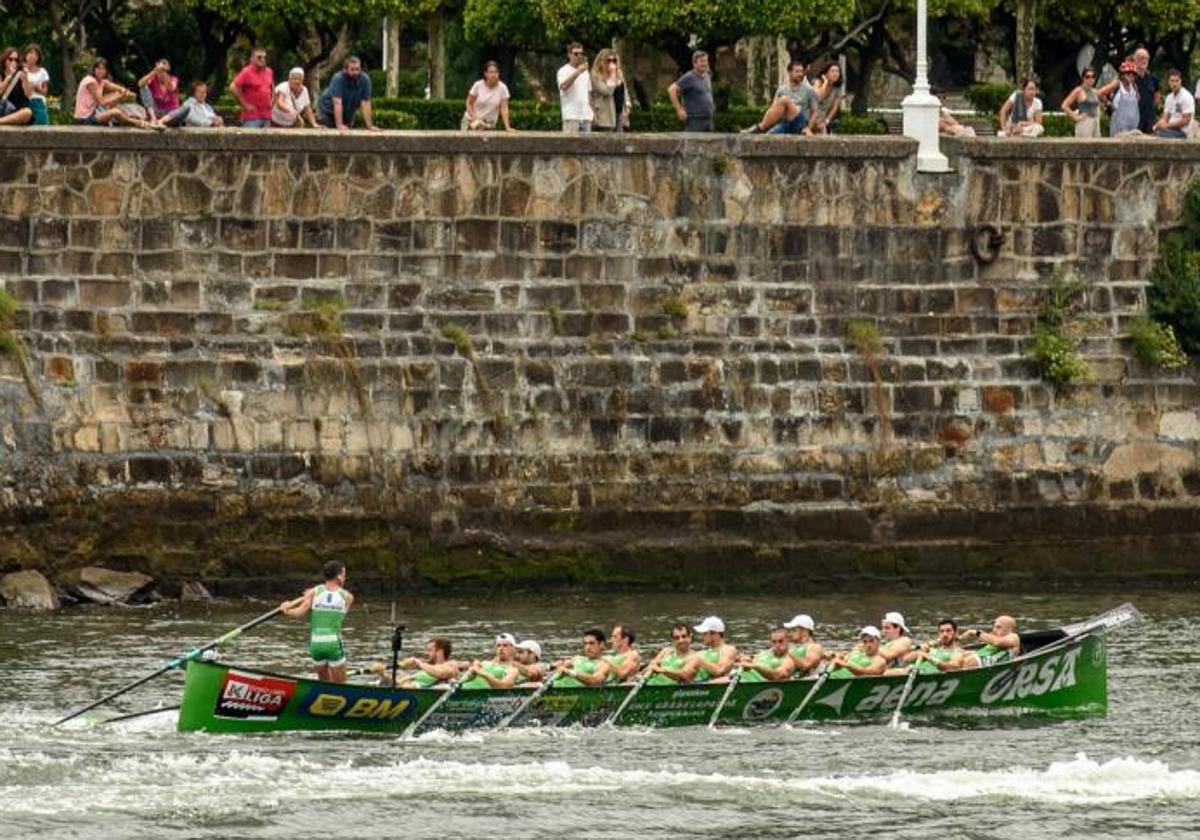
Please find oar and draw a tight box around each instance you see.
[784,665,831,727]
[888,667,921,729]
[706,667,743,729]
[605,671,651,728]
[54,605,284,726]
[402,670,471,738]
[496,673,558,731]
[98,704,181,725]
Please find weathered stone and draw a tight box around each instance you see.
[59,566,156,605]
[0,570,61,609]
[180,580,213,602]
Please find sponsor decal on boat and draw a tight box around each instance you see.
[854,679,959,713]
[980,647,1080,704]
[214,670,296,720]
[743,688,784,721]
[297,685,416,722]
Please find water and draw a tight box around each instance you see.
[2,590,1198,838]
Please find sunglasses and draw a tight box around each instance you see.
[671,634,688,640]
[608,58,618,63]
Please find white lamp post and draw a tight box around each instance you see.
[901,0,950,173]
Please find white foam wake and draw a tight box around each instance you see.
[2,751,1198,816]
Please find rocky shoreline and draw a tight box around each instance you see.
[0,566,210,610]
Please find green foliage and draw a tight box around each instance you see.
[287,297,346,338]
[372,109,419,130]
[545,304,564,335]
[367,68,428,98]
[964,83,1012,114]
[1038,268,1086,328]
[1128,316,1188,370]
[1032,324,1092,384]
[655,324,675,340]
[441,324,475,358]
[1148,228,1200,354]
[0,287,15,331]
[661,295,688,319]
[845,318,884,356]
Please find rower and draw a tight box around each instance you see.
[783,614,824,676]
[461,632,521,689]
[280,560,354,684]
[829,626,887,678]
[737,627,796,682]
[646,624,697,685]
[910,619,968,673]
[961,615,1021,666]
[691,616,738,682]
[396,637,458,688]
[554,628,613,686]
[514,639,547,684]
[879,611,915,668]
[606,624,642,682]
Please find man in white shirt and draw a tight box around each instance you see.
[1155,68,1194,138]
[557,42,592,133]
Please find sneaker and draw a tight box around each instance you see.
[740,123,763,134]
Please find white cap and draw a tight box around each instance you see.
[516,639,541,658]
[693,616,726,634]
[783,614,815,631]
[289,66,305,79]
[860,625,882,639]
[882,612,909,634]
[494,632,517,646]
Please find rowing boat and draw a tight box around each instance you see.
[176,604,1135,735]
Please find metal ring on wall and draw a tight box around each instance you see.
[969,224,1005,265]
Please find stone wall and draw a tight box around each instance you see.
[2,130,1199,592]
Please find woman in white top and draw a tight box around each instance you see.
[21,43,50,125]
[998,77,1045,137]
[272,67,318,128]
[463,61,512,131]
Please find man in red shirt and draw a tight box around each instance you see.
[229,47,274,128]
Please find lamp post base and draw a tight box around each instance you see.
[901,90,951,174]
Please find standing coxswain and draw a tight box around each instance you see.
[280,561,354,684]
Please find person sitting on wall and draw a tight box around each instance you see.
[137,58,180,123]
[317,56,379,131]
[74,58,162,130]
[740,59,818,135]
[462,60,512,131]
[998,76,1045,137]
[1153,68,1195,138]
[0,47,34,126]
[158,80,224,128]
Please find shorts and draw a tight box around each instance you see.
[29,98,49,125]
[777,111,809,135]
[241,117,270,129]
[310,637,346,667]
[562,118,591,133]
[683,116,714,132]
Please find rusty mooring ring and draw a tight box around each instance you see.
[969,223,1004,265]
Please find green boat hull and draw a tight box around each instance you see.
[177,633,1108,734]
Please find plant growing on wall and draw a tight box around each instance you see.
[1128,316,1188,370]
[1147,179,1200,361]
[1031,268,1092,385]
[845,318,893,448]
[0,287,44,412]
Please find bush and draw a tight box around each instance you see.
[833,114,888,135]
[367,68,427,98]
[372,109,419,130]
[1032,324,1092,384]
[1128,316,1188,369]
[1148,233,1200,354]
[965,83,1012,114]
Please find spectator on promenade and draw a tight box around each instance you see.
[668,51,714,132]
[998,77,1044,137]
[1153,69,1194,138]
[137,59,179,122]
[74,58,161,129]
[462,60,512,131]
[21,43,49,125]
[557,42,592,132]
[159,80,223,128]
[1062,67,1101,137]
[273,68,319,128]
[0,47,33,126]
[740,59,817,135]
[938,95,976,137]
[809,62,843,134]
[1129,47,1160,133]
[1107,60,1141,136]
[230,48,274,128]
[590,49,629,132]
[317,57,379,130]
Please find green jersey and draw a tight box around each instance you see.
[555,655,605,688]
[740,650,787,683]
[694,647,724,682]
[309,584,349,665]
[916,646,956,675]
[976,643,1012,665]
[829,650,875,679]
[461,659,511,690]
[409,669,440,687]
[647,650,691,685]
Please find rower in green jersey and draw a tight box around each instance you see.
[879,611,915,673]
[513,639,547,684]
[737,627,796,682]
[960,615,1021,667]
[461,633,521,689]
[280,560,355,683]
[606,624,642,683]
[553,628,613,687]
[689,616,739,682]
[828,626,888,678]
[782,614,824,676]
[909,618,968,674]
[395,637,459,688]
[646,624,697,685]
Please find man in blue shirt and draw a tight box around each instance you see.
[318,56,379,130]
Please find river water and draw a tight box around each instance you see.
[1,589,1197,839]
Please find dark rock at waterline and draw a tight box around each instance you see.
[180,580,213,602]
[59,566,156,605]
[0,570,61,609]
